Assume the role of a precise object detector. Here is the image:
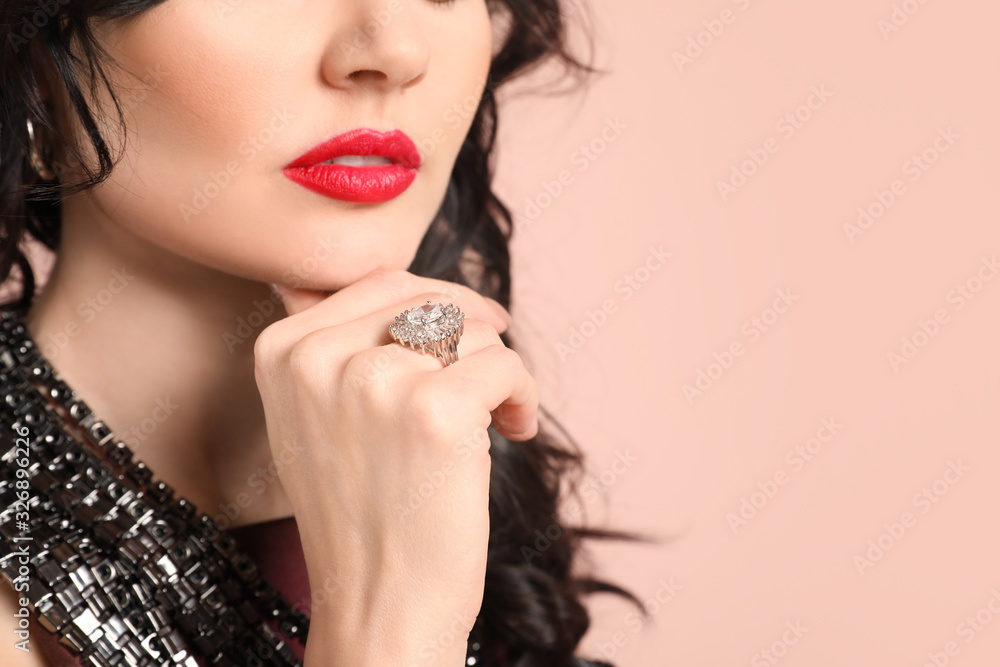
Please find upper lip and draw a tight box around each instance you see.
[283,127,421,170]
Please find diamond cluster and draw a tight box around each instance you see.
[389,301,464,347]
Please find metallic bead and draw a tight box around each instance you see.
[0,307,480,667]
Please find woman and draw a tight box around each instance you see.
[0,0,646,665]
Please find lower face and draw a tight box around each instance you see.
[50,0,494,291]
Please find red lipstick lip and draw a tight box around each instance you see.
[282,127,421,203]
[283,127,421,170]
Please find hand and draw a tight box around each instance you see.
[252,268,539,665]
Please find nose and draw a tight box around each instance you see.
[321,0,431,93]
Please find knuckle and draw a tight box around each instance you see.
[490,344,524,376]
[406,384,455,432]
[343,345,400,388]
[253,324,288,381]
[287,329,337,384]
[253,323,281,360]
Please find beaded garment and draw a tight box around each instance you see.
[0,307,491,666]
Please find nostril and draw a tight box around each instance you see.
[348,69,386,81]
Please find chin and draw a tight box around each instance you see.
[262,252,414,294]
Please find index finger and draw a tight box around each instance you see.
[273,268,512,332]
[271,283,331,316]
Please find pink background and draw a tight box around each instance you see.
[495,0,1000,665]
[7,1,997,665]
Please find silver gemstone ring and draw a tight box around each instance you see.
[389,300,465,366]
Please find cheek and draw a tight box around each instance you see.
[59,1,495,287]
[99,6,306,189]
[75,6,310,254]
[417,5,494,176]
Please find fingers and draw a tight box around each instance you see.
[315,293,507,355]
[259,288,510,384]
[265,271,536,443]
[272,269,511,334]
[272,283,330,316]
[318,315,504,385]
[435,344,539,442]
[328,309,535,440]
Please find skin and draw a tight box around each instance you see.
[26,0,495,522]
[4,2,540,665]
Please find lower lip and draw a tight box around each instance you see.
[282,163,417,203]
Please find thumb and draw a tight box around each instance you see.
[270,282,329,317]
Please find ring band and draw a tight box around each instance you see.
[389,301,465,366]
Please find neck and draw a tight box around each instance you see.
[23,199,293,528]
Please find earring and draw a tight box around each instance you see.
[25,117,57,181]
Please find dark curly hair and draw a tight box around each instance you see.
[1,0,655,664]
